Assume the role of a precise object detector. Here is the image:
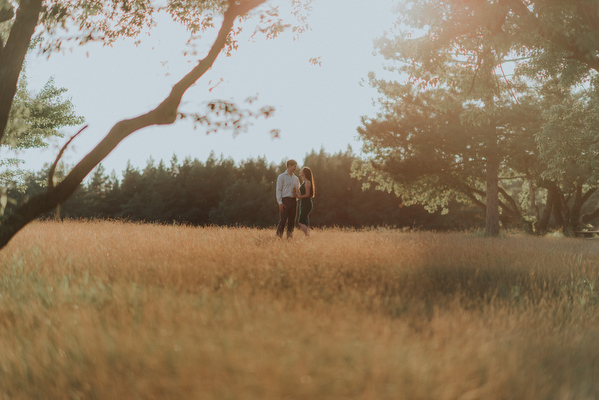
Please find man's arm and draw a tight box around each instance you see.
[276,174,283,205]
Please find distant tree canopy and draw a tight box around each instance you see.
[8,149,470,230]
[356,0,599,236]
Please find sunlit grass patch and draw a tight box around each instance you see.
[1,220,598,399]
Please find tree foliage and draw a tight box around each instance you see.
[505,0,599,82]
[1,75,84,191]
[5,76,83,150]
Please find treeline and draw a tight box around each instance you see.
[8,149,482,230]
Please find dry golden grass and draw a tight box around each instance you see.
[1,220,599,399]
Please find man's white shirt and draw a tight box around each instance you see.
[276,172,300,205]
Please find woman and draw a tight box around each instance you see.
[294,167,315,237]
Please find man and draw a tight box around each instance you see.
[276,159,300,238]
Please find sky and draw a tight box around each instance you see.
[18,0,401,176]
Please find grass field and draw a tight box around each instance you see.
[1,220,599,399]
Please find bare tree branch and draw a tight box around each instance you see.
[462,189,487,211]
[48,125,89,189]
[498,186,522,219]
[580,187,597,205]
[582,207,599,224]
[456,182,487,211]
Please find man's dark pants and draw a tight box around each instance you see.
[277,197,297,238]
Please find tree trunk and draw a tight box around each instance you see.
[566,184,584,234]
[485,134,500,236]
[0,0,43,141]
[528,177,539,219]
[552,193,565,230]
[535,187,553,234]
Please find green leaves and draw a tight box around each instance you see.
[536,86,599,187]
[4,76,84,151]
[510,0,599,82]
[1,71,83,192]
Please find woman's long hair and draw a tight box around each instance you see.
[302,167,315,198]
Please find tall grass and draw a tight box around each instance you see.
[1,220,599,399]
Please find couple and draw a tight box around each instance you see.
[276,159,315,238]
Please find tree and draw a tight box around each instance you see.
[533,81,599,233]
[4,76,83,150]
[503,0,599,233]
[0,71,84,187]
[357,0,531,235]
[209,157,278,227]
[183,154,237,224]
[356,0,599,236]
[0,0,310,249]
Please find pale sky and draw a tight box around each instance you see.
[18,0,400,176]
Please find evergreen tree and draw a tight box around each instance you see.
[210,157,278,227]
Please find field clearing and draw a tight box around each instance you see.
[1,220,599,399]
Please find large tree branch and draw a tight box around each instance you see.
[463,190,487,211]
[0,0,266,249]
[458,181,520,220]
[437,171,487,211]
[0,0,43,143]
[48,125,89,189]
[458,183,487,211]
[498,186,521,219]
[580,187,597,205]
[229,0,267,16]
[535,185,556,233]
[582,207,599,224]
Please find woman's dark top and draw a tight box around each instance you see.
[298,181,313,226]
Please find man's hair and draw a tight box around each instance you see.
[286,159,297,168]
